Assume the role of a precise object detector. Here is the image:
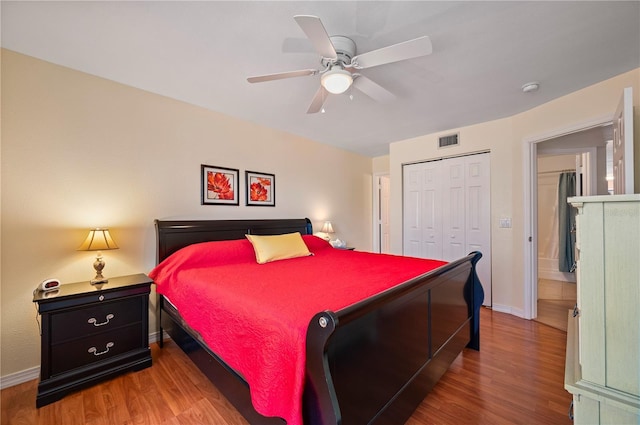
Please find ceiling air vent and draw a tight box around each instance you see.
[438,133,459,148]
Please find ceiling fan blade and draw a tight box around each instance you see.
[353,75,396,103]
[350,36,432,69]
[294,15,337,59]
[247,69,317,83]
[307,86,327,114]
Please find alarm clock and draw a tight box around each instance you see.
[38,278,61,292]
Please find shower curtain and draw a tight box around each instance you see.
[558,172,576,273]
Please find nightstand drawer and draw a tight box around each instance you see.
[51,297,143,341]
[50,323,143,375]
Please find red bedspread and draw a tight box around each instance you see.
[149,235,446,425]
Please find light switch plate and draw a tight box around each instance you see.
[499,218,512,228]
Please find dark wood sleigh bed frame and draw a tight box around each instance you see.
[154,218,483,425]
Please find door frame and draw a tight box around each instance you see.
[372,172,390,253]
[522,114,612,320]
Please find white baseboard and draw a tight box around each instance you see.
[0,331,165,390]
[148,330,162,344]
[492,304,526,319]
[0,366,40,390]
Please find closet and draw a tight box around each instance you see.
[403,153,491,305]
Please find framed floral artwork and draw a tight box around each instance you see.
[201,164,239,205]
[246,171,275,207]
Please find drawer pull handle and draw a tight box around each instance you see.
[88,314,114,327]
[88,342,114,356]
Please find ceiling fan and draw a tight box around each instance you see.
[247,15,433,113]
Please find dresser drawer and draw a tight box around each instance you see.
[51,297,144,342]
[50,323,143,375]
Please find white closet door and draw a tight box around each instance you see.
[403,153,491,306]
[403,162,443,259]
[403,165,423,257]
[442,157,467,261]
[421,162,443,259]
[465,154,492,306]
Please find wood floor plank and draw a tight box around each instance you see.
[0,380,38,425]
[174,398,231,425]
[152,343,249,425]
[82,383,110,425]
[536,300,575,331]
[1,308,572,424]
[128,369,178,425]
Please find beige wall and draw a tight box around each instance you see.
[390,68,640,315]
[0,50,373,377]
[372,155,390,174]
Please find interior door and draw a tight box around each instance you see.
[403,165,423,257]
[465,154,492,306]
[421,162,443,259]
[613,87,634,194]
[442,157,466,261]
[403,162,443,258]
[403,154,491,306]
[380,175,391,254]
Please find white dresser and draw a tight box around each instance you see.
[565,195,640,424]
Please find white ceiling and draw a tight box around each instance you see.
[2,1,639,157]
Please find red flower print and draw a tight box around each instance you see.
[208,172,234,200]
[250,182,268,201]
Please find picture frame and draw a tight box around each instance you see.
[201,164,239,205]
[245,171,275,207]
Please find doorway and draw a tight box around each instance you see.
[535,153,580,330]
[524,87,634,321]
[523,120,613,322]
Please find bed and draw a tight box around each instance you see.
[153,218,483,425]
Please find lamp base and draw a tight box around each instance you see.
[91,254,108,284]
[90,277,109,285]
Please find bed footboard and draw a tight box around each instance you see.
[305,251,483,424]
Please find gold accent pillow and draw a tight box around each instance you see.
[246,232,311,264]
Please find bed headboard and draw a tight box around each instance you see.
[155,218,313,263]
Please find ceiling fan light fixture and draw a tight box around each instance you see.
[321,67,353,94]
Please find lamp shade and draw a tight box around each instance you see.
[321,221,334,234]
[321,67,353,94]
[77,229,119,251]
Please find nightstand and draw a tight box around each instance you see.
[33,273,153,407]
[334,246,355,251]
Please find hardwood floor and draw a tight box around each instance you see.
[2,308,572,425]
[535,278,576,332]
[535,299,575,332]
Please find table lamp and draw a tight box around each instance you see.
[77,228,119,284]
[320,221,334,241]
